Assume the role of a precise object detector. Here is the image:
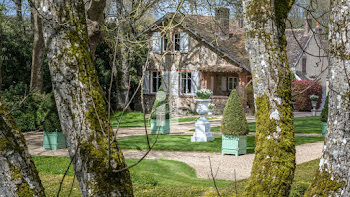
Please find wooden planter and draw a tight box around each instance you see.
[222,135,247,156]
[43,131,67,150]
[322,122,327,136]
[150,119,170,134]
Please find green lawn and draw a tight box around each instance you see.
[117,135,324,153]
[33,156,319,197]
[110,111,214,128]
[209,116,322,134]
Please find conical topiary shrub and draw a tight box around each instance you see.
[221,90,249,156]
[150,86,170,134]
[321,95,329,136]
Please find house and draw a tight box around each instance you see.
[140,8,251,115]
[139,8,328,115]
[286,17,329,105]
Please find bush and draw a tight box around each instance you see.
[221,90,249,135]
[150,87,170,120]
[0,83,61,131]
[292,80,322,111]
[321,95,329,122]
[41,93,61,132]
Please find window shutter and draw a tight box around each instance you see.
[180,32,189,53]
[170,71,179,96]
[152,32,161,53]
[143,71,149,94]
[191,72,199,95]
[221,76,227,91]
[161,71,169,92]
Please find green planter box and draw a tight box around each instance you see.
[43,131,67,150]
[222,135,247,156]
[151,119,170,134]
[322,122,327,136]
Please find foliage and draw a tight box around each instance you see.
[195,89,213,99]
[118,135,324,153]
[150,87,170,120]
[292,80,323,111]
[221,90,249,135]
[41,93,61,132]
[0,84,60,131]
[321,95,329,122]
[309,95,319,102]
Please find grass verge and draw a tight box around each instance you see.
[33,156,319,197]
[117,135,324,153]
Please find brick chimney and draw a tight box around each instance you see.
[215,8,230,40]
[304,15,312,35]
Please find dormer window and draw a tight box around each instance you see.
[152,31,189,53]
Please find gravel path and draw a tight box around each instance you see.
[24,131,323,181]
[122,141,323,181]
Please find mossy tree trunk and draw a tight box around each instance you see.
[39,1,133,196]
[242,0,296,196]
[0,102,45,196]
[29,0,44,93]
[305,1,350,196]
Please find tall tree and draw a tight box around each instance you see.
[0,101,45,196]
[305,0,350,196]
[242,0,296,196]
[29,0,44,92]
[39,1,133,196]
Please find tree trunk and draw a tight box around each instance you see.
[0,102,45,196]
[305,1,350,196]
[29,1,44,93]
[39,1,133,196]
[242,0,296,196]
[117,33,130,110]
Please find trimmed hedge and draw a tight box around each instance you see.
[221,90,249,135]
[321,95,329,122]
[292,80,322,111]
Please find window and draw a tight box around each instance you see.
[181,72,192,94]
[151,71,162,93]
[228,77,239,90]
[162,36,168,52]
[174,33,181,52]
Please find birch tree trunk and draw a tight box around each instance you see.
[305,1,350,196]
[29,0,44,93]
[0,102,45,196]
[242,0,296,196]
[40,1,133,196]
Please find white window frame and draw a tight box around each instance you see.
[151,71,162,93]
[228,77,239,90]
[180,72,192,94]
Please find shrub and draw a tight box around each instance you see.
[321,95,329,122]
[0,83,61,131]
[42,93,62,132]
[221,90,249,135]
[195,89,213,99]
[292,80,322,111]
[150,87,170,120]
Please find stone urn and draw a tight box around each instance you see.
[311,100,318,116]
[191,99,214,142]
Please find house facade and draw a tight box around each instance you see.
[286,17,329,106]
[140,8,251,115]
